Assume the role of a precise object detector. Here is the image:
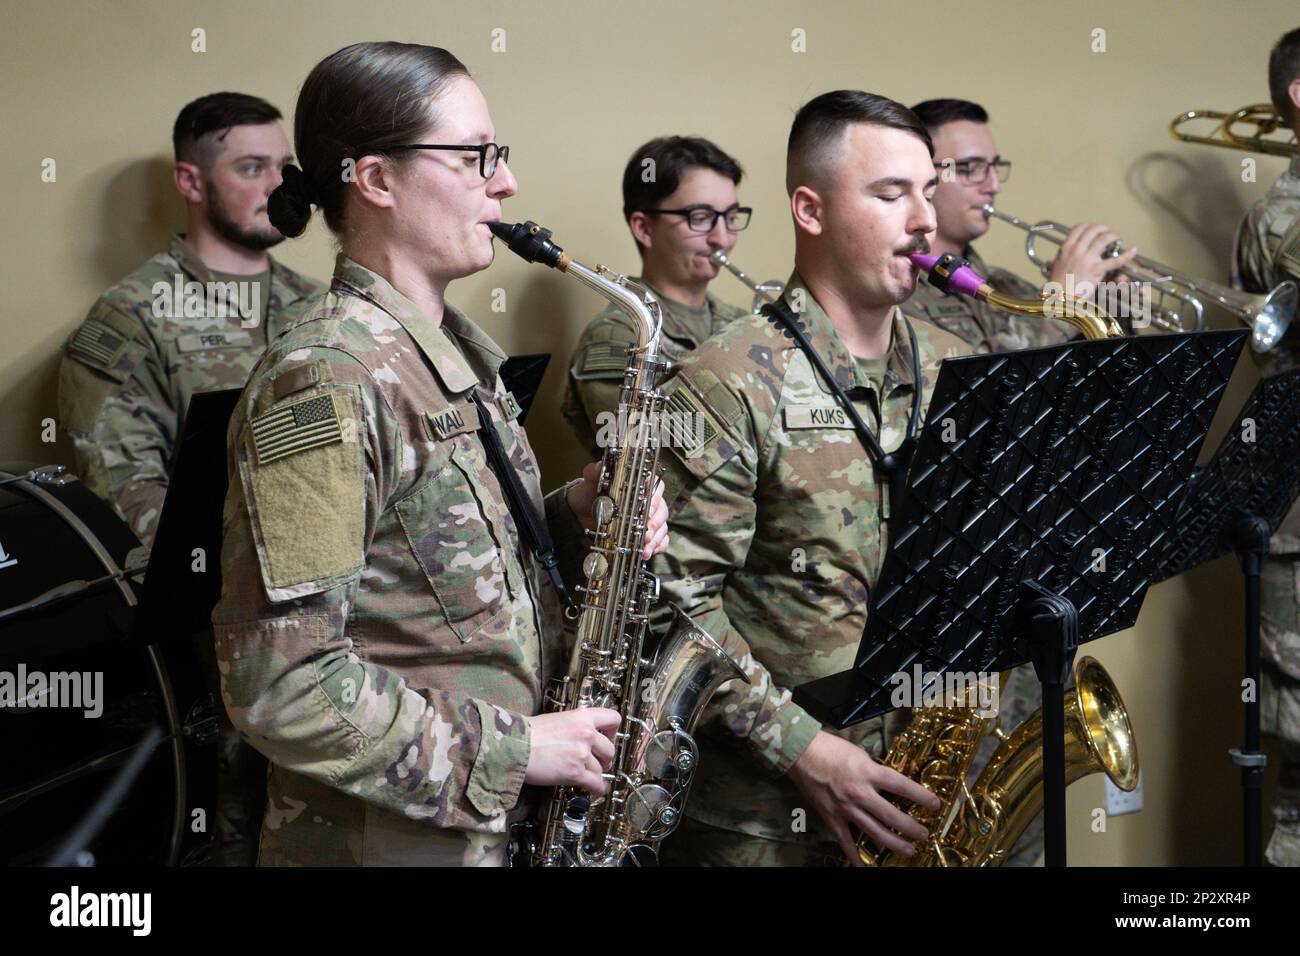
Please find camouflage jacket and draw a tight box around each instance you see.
[562,277,747,456]
[210,257,584,866]
[650,271,971,844]
[900,245,1077,353]
[1234,155,1300,553]
[58,234,324,546]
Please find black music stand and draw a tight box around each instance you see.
[794,329,1248,866]
[1154,367,1300,866]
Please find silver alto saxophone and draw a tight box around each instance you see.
[489,220,748,867]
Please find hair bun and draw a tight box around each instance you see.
[267,163,317,238]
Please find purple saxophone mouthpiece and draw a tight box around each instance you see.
[908,252,988,299]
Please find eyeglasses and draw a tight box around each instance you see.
[387,142,510,179]
[640,204,753,233]
[936,157,1012,185]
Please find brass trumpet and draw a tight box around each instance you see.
[710,249,784,313]
[1169,103,1297,157]
[982,204,1295,352]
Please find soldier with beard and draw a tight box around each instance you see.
[59,92,324,548]
[57,92,324,867]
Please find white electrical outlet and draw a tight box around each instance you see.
[1104,770,1144,816]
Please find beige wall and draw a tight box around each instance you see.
[3,0,1295,864]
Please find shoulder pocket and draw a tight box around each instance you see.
[241,388,366,597]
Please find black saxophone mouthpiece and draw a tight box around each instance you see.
[488,220,566,269]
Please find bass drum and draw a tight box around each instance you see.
[0,464,205,866]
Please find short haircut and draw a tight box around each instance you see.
[786,90,933,196]
[172,92,282,168]
[1268,27,1300,127]
[622,136,744,254]
[909,98,991,134]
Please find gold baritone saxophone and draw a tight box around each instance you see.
[489,220,747,867]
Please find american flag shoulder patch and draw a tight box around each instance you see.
[69,319,128,370]
[663,384,720,458]
[251,393,344,465]
[579,342,631,376]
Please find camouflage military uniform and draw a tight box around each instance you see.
[650,271,972,866]
[59,234,324,546]
[563,278,748,456]
[900,245,1076,354]
[59,235,323,866]
[210,256,585,866]
[1234,154,1300,867]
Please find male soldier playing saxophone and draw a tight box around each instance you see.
[1233,25,1300,868]
[562,136,749,456]
[651,91,971,866]
[902,98,1137,354]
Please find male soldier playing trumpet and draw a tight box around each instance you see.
[562,137,749,456]
[651,91,970,866]
[1233,25,1300,868]
[903,98,1138,353]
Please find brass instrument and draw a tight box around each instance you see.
[982,204,1296,351]
[1169,103,1297,157]
[489,219,747,867]
[710,249,784,313]
[909,250,1123,340]
[859,657,1139,866]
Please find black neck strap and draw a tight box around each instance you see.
[470,392,576,613]
[761,298,922,521]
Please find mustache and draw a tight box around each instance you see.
[897,237,931,256]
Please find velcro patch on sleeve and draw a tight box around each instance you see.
[68,319,129,370]
[251,393,344,465]
[175,330,254,353]
[784,404,855,429]
[576,342,631,378]
[424,401,480,441]
[271,358,335,402]
[242,392,364,593]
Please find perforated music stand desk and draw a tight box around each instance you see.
[1153,366,1300,865]
[794,329,1248,866]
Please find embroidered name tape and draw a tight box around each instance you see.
[252,394,344,465]
[784,405,854,429]
[175,330,254,353]
[425,401,481,441]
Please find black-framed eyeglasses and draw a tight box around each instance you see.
[387,142,510,179]
[641,204,752,233]
[935,157,1011,185]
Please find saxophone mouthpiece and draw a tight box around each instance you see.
[908,252,989,299]
[489,219,567,269]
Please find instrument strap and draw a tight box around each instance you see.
[470,392,576,613]
[760,297,922,526]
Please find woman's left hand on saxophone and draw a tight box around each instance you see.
[567,461,670,560]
